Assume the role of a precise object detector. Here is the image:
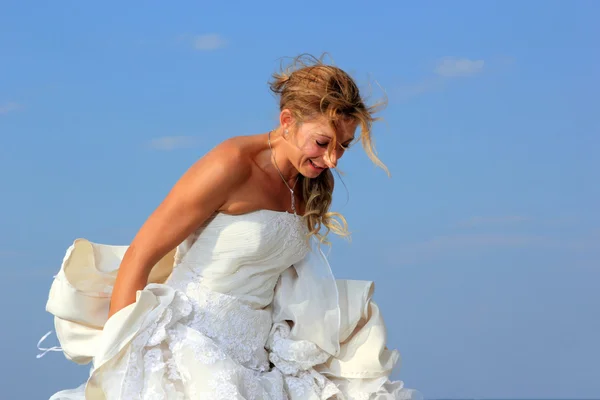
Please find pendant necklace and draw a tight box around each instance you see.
[268,130,299,214]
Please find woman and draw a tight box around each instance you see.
[40,55,422,399]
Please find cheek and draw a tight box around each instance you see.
[296,140,324,159]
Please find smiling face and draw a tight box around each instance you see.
[283,113,358,178]
[268,56,387,242]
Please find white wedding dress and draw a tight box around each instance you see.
[40,210,421,399]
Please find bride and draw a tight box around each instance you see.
[39,55,422,399]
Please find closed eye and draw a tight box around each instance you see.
[316,140,329,148]
[340,140,354,150]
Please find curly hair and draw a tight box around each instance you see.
[269,54,387,243]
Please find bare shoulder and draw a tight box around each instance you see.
[188,135,260,183]
[202,136,249,166]
[216,134,265,157]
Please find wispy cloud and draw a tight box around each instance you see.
[458,215,532,228]
[190,33,227,51]
[405,232,550,253]
[435,57,485,77]
[390,232,597,266]
[396,78,445,100]
[458,215,585,230]
[146,136,202,151]
[387,212,599,266]
[0,102,22,115]
[395,56,487,100]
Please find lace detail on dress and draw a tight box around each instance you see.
[119,290,191,400]
[112,283,274,397]
[200,369,266,400]
[184,281,271,370]
[114,288,287,399]
[267,322,341,399]
[270,212,309,259]
[267,322,330,375]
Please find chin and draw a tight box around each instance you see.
[301,166,324,179]
[303,160,327,178]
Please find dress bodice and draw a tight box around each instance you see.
[167,210,309,308]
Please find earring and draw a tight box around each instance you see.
[284,129,289,136]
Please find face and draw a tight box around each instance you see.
[282,113,358,178]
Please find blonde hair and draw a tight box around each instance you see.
[269,54,387,243]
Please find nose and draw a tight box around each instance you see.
[324,150,338,169]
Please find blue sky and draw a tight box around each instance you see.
[1,1,599,398]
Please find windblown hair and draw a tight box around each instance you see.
[269,54,387,243]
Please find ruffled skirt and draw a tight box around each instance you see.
[42,240,421,400]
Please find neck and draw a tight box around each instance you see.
[267,128,300,185]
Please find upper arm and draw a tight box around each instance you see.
[125,139,250,270]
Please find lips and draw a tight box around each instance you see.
[309,159,325,170]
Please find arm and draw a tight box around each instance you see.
[108,140,250,318]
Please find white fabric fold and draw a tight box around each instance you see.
[272,244,342,357]
[39,229,422,399]
[43,238,175,364]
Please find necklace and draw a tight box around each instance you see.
[268,130,299,214]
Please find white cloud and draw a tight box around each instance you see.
[0,102,22,115]
[192,34,227,51]
[435,57,485,77]
[147,136,201,151]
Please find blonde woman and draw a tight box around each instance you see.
[41,55,421,400]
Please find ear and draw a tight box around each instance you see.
[279,109,295,130]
